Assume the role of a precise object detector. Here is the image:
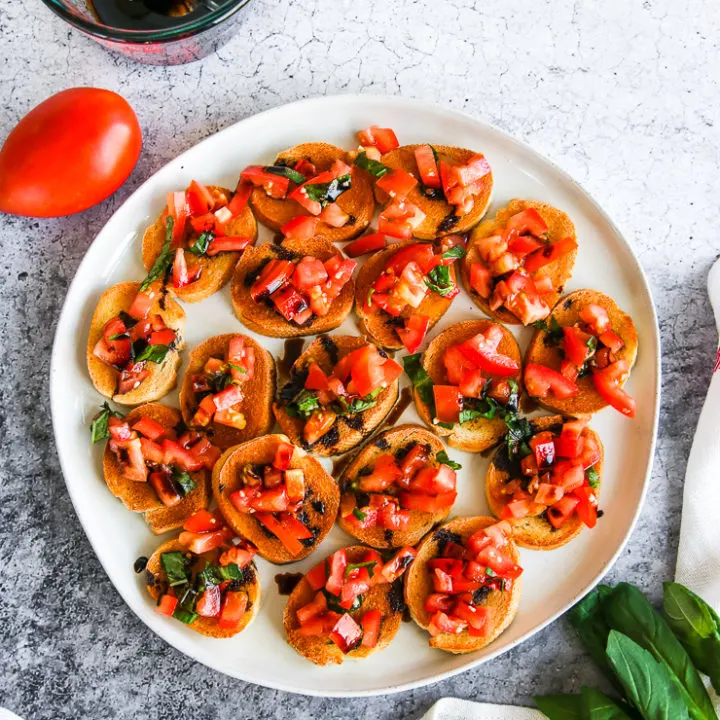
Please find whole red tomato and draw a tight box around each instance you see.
[0,88,142,217]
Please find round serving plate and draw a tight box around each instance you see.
[50,95,660,696]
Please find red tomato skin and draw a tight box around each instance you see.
[0,88,142,217]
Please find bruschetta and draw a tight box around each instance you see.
[179,334,275,450]
[406,320,523,453]
[337,425,460,549]
[524,289,638,417]
[145,512,260,637]
[461,199,578,325]
[486,415,603,550]
[92,402,217,534]
[355,238,464,352]
[273,335,402,456]
[230,238,356,337]
[283,544,416,665]
[142,181,258,303]
[87,281,185,405]
[212,434,339,563]
[244,142,375,242]
[404,517,522,652]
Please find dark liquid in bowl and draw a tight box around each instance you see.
[88,0,231,30]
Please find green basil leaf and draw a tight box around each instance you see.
[108,333,129,341]
[504,414,534,461]
[345,560,376,578]
[141,216,174,291]
[425,265,455,296]
[586,466,601,488]
[134,343,171,364]
[352,507,367,521]
[531,316,564,345]
[90,403,123,444]
[264,164,307,185]
[441,245,466,260]
[189,231,213,256]
[216,563,244,581]
[171,468,196,496]
[534,694,583,719]
[436,450,461,470]
[287,389,320,418]
[303,174,352,206]
[580,687,635,719]
[172,606,199,624]
[354,151,391,179]
[324,589,363,613]
[403,353,436,418]
[161,551,190,587]
[228,362,247,374]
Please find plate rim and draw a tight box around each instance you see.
[49,93,661,697]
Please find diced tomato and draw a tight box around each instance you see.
[156,594,178,617]
[254,512,304,556]
[127,289,154,320]
[348,345,402,397]
[399,491,457,513]
[409,465,457,495]
[390,260,428,309]
[340,572,371,609]
[194,584,221,618]
[302,364,328,394]
[344,232,387,258]
[577,435,602,470]
[475,545,523,580]
[214,408,246,430]
[185,180,215,216]
[291,256,328,291]
[329,613,363,653]
[205,236,252,256]
[503,285,551,325]
[414,144,441,188]
[250,259,295,302]
[599,329,624,354]
[183,509,223,534]
[507,233,543,258]
[563,326,594,367]
[561,359,579,382]
[546,495,581,528]
[229,486,260,513]
[178,530,226,554]
[379,200,426,239]
[504,208,548,241]
[305,562,328,592]
[357,454,402,493]
[469,262,493,299]
[458,368,485,399]
[280,216,318,242]
[263,466,283,489]
[379,546,417,583]
[319,202,349,228]
[579,304,611,334]
[211,384,243,412]
[592,360,635,417]
[272,441,295,471]
[379,503,411,530]
[360,609,382,648]
[284,469,305,503]
[433,385,462,425]
[325,548,348,596]
[524,237,578,274]
[455,154,492,187]
[501,497,537,520]
[386,243,435,275]
[357,126,399,154]
[530,431,556,468]
[241,166,290,197]
[397,314,430,354]
[303,408,337,445]
[377,168,418,200]
[131,416,165,441]
[428,611,466,637]
[271,285,311,324]
[292,158,316,179]
[459,332,519,377]
[250,487,289,513]
[558,463,585,492]
[535,483,565,506]
[297,592,328,625]
[167,190,189,244]
[147,327,175,347]
[443,345,477,386]
[162,439,204,472]
[525,363,579,399]
[219,545,256,568]
[554,419,588,458]
[572,486,598,528]
[425,593,453,613]
[218,590,248,629]
[227,178,252,216]
[148,471,181,506]
[288,183,322,215]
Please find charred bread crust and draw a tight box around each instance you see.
[212,434,340,564]
[179,333,275,450]
[524,289,638,414]
[86,281,185,406]
[461,199,578,325]
[404,516,521,652]
[283,545,403,665]
[273,335,400,457]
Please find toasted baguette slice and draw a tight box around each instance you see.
[337,425,455,548]
[249,142,375,241]
[213,434,340,564]
[485,414,604,550]
[142,185,258,304]
[355,240,456,350]
[179,334,275,450]
[230,238,355,338]
[404,516,522,652]
[145,538,261,638]
[524,289,638,414]
[283,545,404,665]
[273,335,400,457]
[379,145,493,240]
[461,199,578,325]
[413,320,522,453]
[87,281,185,405]
[102,403,211,534]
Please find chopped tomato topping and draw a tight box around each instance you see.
[547,495,581,528]
[156,594,178,617]
[319,202,349,228]
[525,363,579,399]
[344,232,387,258]
[183,509,222,534]
[458,331,519,377]
[218,590,248,629]
[523,237,578,274]
[592,360,635,417]
[178,529,226,555]
[397,314,430,354]
[250,259,295,301]
[414,145,441,188]
[357,126,399,154]
[433,385,463,425]
[378,200,426,239]
[281,215,319,241]
[377,168,418,200]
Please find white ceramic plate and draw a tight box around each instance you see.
[50,95,660,697]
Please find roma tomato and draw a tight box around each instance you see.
[0,88,142,217]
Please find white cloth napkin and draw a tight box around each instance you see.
[423,259,720,718]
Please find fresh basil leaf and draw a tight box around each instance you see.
[345,560,376,578]
[286,389,320,418]
[303,174,352,206]
[161,551,190,587]
[436,450,461,470]
[90,403,123,444]
[171,468,196,496]
[586,466,601,488]
[339,388,383,415]
[217,563,244,581]
[534,694,583,719]
[189,231,213,256]
[441,245,466,260]
[580,687,635,719]
[264,164,307,185]
[352,507,367,521]
[504,414,534,461]
[197,562,220,588]
[460,398,497,423]
[141,216,174,291]
[324,589,363,613]
[108,333,129,341]
[606,631,690,720]
[531,316,564,345]
[354,151,391,179]
[485,567,495,577]
[425,265,455,296]
[587,335,599,351]
[134,343,171,364]
[228,362,247,374]
[403,353,435,417]
[172,606,198,624]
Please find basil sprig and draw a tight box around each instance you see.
[141,216,174,291]
[354,151,391,179]
[303,174,352,206]
[425,265,456,296]
[171,468,196,496]
[189,231,213,256]
[90,403,124,444]
[403,353,436,417]
[586,466,600,488]
[134,343,171,364]
[441,245,466,260]
[264,164,307,185]
[160,552,190,587]
[345,560,377,578]
[531,316,564,345]
[436,450,461,470]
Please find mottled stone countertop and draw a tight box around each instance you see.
[1,0,718,717]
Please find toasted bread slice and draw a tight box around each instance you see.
[179,334,275,450]
[355,240,456,350]
[461,199,578,325]
[142,186,258,304]
[404,516,522,652]
[524,289,638,414]
[486,414,604,550]
[337,425,455,548]
[212,434,340,564]
[145,538,261,638]
[413,320,523,453]
[283,545,404,665]
[230,238,355,338]
[102,403,211,534]
[273,335,400,456]
[249,143,375,242]
[378,145,493,240]
[87,281,185,406]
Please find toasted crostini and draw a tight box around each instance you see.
[87,281,185,405]
[355,238,464,352]
[179,333,275,450]
[406,320,522,453]
[230,238,356,338]
[246,142,375,242]
[94,402,217,534]
[524,289,638,417]
[404,516,522,653]
[273,335,401,457]
[283,544,416,665]
[212,434,339,564]
[364,144,493,240]
[337,425,461,549]
[142,182,258,303]
[486,415,604,550]
[145,519,260,638]
[462,199,578,326]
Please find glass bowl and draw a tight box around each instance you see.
[40,0,252,65]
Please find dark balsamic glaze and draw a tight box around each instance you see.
[274,572,304,595]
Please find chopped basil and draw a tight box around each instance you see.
[108,332,129,341]
[587,335,598,351]
[425,265,455,296]
[531,316,564,344]
[352,507,367,522]
[441,245,466,260]
[141,216,174,291]
[586,466,600,488]
[485,567,496,577]
[303,174,352,207]
[337,387,382,416]
[217,563,244,581]
[171,468,196,496]
[345,560,377,578]
[228,362,247,374]
[504,414,534,461]
[172,606,198,624]
[354,151,391,179]
[285,389,321,418]
[324,589,363,613]
[134,343,171,364]
[403,353,435,417]
[90,403,123,444]
[263,164,307,185]
[436,450,462,470]
[160,551,190,587]
[366,287,374,307]
[459,401,497,423]
[189,231,213,256]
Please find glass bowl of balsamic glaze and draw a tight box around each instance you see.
[40,0,251,65]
